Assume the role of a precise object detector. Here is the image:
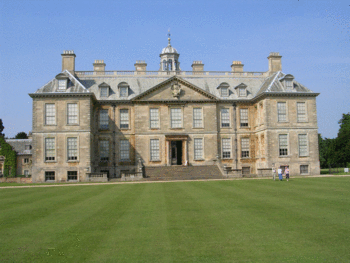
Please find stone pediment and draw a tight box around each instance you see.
[132,76,218,102]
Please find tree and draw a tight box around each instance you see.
[14,132,28,139]
[334,113,350,167]
[0,119,4,138]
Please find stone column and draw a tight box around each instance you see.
[166,140,170,166]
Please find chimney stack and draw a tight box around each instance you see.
[93,60,106,73]
[61,50,76,73]
[268,52,282,74]
[231,61,244,72]
[191,61,204,74]
[134,60,147,75]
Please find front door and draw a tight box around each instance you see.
[171,141,182,165]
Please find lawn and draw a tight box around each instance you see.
[0,177,349,262]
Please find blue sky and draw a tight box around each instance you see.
[0,0,349,138]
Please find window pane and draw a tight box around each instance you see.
[120,87,128,97]
[58,80,66,90]
[279,134,288,156]
[150,108,159,129]
[300,165,308,174]
[171,108,182,128]
[120,140,130,161]
[221,88,228,97]
[239,87,246,97]
[45,171,55,181]
[45,104,56,125]
[120,109,129,129]
[67,103,78,124]
[45,138,55,161]
[100,87,108,97]
[194,138,203,159]
[222,138,231,158]
[277,102,287,122]
[150,139,160,161]
[297,102,306,122]
[193,108,203,128]
[67,137,78,161]
[298,134,308,156]
[240,109,248,127]
[100,140,109,161]
[221,108,230,127]
[241,138,250,158]
[67,171,78,180]
[99,110,109,129]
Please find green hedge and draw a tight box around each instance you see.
[0,136,17,177]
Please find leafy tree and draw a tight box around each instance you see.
[334,113,350,167]
[0,119,4,138]
[318,134,336,168]
[14,132,28,139]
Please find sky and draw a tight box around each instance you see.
[0,0,349,139]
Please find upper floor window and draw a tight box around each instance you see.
[100,140,109,161]
[25,145,32,150]
[222,138,231,159]
[58,79,67,90]
[170,108,182,128]
[218,83,230,97]
[118,82,129,98]
[297,102,307,122]
[298,134,308,156]
[193,108,203,128]
[150,139,160,161]
[281,74,295,91]
[194,138,204,160]
[67,137,78,161]
[240,108,249,127]
[99,109,109,130]
[150,108,159,129]
[221,108,230,128]
[67,103,78,124]
[279,134,288,156]
[45,104,56,125]
[45,138,55,161]
[241,138,250,158]
[120,109,129,129]
[120,140,130,161]
[100,87,109,98]
[24,158,29,164]
[239,87,246,97]
[277,102,287,122]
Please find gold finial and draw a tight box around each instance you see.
[167,28,171,45]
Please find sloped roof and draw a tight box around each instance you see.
[6,139,32,155]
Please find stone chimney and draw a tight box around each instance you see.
[191,61,204,74]
[134,60,147,75]
[61,50,76,73]
[268,52,282,73]
[93,60,106,73]
[231,61,244,72]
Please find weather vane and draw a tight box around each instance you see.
[167,28,171,45]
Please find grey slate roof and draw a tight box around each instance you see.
[33,70,316,101]
[6,139,32,155]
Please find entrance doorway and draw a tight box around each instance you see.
[171,141,182,165]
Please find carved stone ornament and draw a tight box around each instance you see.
[171,82,182,98]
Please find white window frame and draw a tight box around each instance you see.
[193,108,203,128]
[45,103,56,125]
[99,109,109,130]
[238,87,247,97]
[298,134,308,157]
[58,79,67,91]
[24,158,29,164]
[45,138,56,162]
[100,87,109,98]
[221,87,229,97]
[120,109,129,129]
[221,108,230,128]
[240,108,249,128]
[150,139,160,161]
[67,103,78,125]
[222,138,232,159]
[194,138,204,160]
[277,102,288,122]
[297,102,307,122]
[119,86,128,98]
[170,108,182,129]
[100,140,109,162]
[67,137,78,161]
[241,138,250,158]
[24,170,29,176]
[150,108,160,129]
[279,134,289,156]
[120,140,130,161]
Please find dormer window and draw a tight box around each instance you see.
[118,82,129,98]
[58,79,67,90]
[235,83,247,97]
[217,83,230,97]
[99,83,110,98]
[280,74,295,91]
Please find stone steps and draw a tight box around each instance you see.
[144,165,224,181]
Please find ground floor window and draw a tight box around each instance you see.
[24,170,29,177]
[45,171,55,181]
[300,165,309,174]
[120,140,130,161]
[242,167,250,175]
[194,138,203,160]
[222,138,231,159]
[150,139,160,161]
[67,171,78,181]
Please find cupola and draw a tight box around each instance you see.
[159,31,180,71]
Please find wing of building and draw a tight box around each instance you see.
[29,38,320,182]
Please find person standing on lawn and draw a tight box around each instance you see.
[278,168,283,181]
[285,166,290,181]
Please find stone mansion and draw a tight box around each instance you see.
[29,37,320,182]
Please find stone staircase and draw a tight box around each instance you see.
[143,165,225,181]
